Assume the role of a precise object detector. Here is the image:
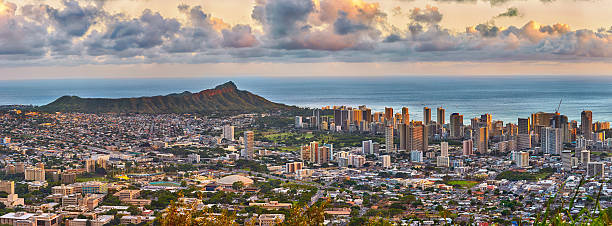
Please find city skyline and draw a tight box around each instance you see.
[1,0,612,79]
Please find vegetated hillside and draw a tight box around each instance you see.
[40,81,295,114]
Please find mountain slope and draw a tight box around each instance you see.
[40,81,294,113]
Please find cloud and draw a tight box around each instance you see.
[334,11,370,35]
[252,0,314,39]
[222,24,258,48]
[409,5,443,24]
[495,7,520,18]
[0,0,610,67]
[85,9,181,57]
[45,0,102,37]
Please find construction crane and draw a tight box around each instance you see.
[555,99,562,114]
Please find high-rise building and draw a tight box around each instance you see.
[0,181,14,194]
[244,131,254,160]
[517,118,532,150]
[401,107,410,125]
[309,141,319,163]
[362,108,372,123]
[532,112,556,140]
[410,150,423,163]
[594,121,610,131]
[85,159,96,173]
[423,107,431,125]
[25,167,45,181]
[295,116,303,128]
[406,122,428,152]
[300,145,310,161]
[561,150,573,171]
[381,155,391,168]
[313,108,321,129]
[450,113,464,139]
[362,140,373,155]
[223,124,235,141]
[317,146,330,164]
[518,118,530,134]
[399,124,407,151]
[481,114,492,137]
[372,142,380,154]
[440,142,448,157]
[541,127,562,155]
[462,139,473,156]
[550,114,570,143]
[581,110,593,140]
[437,107,445,125]
[437,156,449,167]
[385,125,394,152]
[476,127,489,154]
[580,150,590,167]
[384,107,393,123]
[514,151,529,168]
[62,172,77,184]
[286,162,303,174]
[587,162,604,178]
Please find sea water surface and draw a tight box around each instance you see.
[1,76,612,123]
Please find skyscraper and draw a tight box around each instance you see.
[381,155,391,168]
[551,113,569,143]
[317,146,329,164]
[450,113,464,139]
[313,108,321,130]
[334,109,342,127]
[476,127,489,154]
[406,122,428,152]
[515,151,529,168]
[402,107,410,125]
[223,124,235,141]
[362,108,372,123]
[437,107,445,125]
[481,114,492,138]
[385,125,394,152]
[410,150,423,162]
[440,142,448,157]
[517,118,532,150]
[580,150,590,168]
[309,141,319,163]
[295,116,303,128]
[244,131,254,160]
[423,107,431,125]
[462,139,473,156]
[587,162,604,178]
[541,127,561,155]
[362,140,373,155]
[518,118,530,134]
[384,107,393,123]
[399,124,407,151]
[581,110,593,140]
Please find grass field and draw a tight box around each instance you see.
[264,132,314,141]
[446,180,479,188]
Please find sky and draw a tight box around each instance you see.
[0,0,612,79]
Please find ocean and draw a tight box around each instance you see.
[1,76,612,124]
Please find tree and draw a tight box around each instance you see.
[232,181,245,191]
[127,205,141,215]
